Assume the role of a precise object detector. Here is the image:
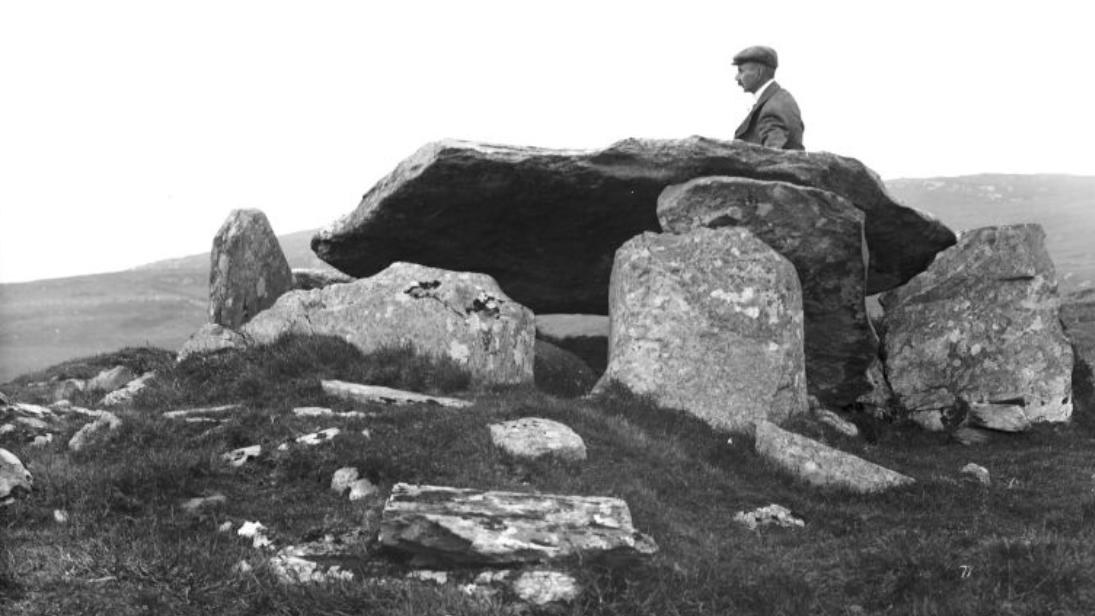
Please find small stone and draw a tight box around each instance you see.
[223,445,262,467]
[218,521,234,533]
[233,560,253,574]
[512,570,580,606]
[733,504,805,531]
[910,410,946,432]
[321,380,473,408]
[293,407,333,417]
[68,412,123,452]
[814,409,859,438]
[53,509,69,524]
[348,479,378,501]
[294,428,340,446]
[961,463,991,486]
[489,417,587,462]
[407,570,449,584]
[163,404,242,419]
[181,493,228,514]
[331,467,360,494]
[32,434,54,447]
[953,427,991,446]
[87,366,138,393]
[237,520,273,549]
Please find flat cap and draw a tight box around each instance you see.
[732,45,778,69]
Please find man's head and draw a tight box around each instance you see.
[733,45,778,93]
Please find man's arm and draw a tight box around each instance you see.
[756,111,791,149]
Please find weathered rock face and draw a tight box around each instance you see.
[312,137,955,314]
[379,483,657,566]
[595,227,806,432]
[243,263,535,385]
[881,225,1073,423]
[209,209,294,328]
[754,420,914,493]
[1,447,33,506]
[177,323,249,362]
[87,366,137,393]
[658,176,874,407]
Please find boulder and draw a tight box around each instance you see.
[881,225,1073,423]
[87,365,137,393]
[51,379,86,402]
[960,463,991,486]
[244,263,535,386]
[1,447,33,506]
[754,420,914,493]
[379,483,658,566]
[533,339,598,398]
[594,227,806,432]
[312,137,956,314]
[658,176,875,407]
[291,268,354,290]
[489,417,587,462]
[209,208,294,328]
[68,411,122,452]
[177,323,249,362]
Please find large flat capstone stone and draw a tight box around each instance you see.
[312,137,956,314]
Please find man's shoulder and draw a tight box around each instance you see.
[762,84,802,114]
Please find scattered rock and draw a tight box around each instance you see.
[53,509,69,524]
[278,428,339,450]
[321,380,472,408]
[407,570,449,585]
[331,467,361,494]
[952,427,991,446]
[0,448,33,506]
[961,463,991,486]
[909,410,946,432]
[177,324,249,362]
[270,552,354,584]
[754,420,914,493]
[243,263,535,386]
[734,504,805,531]
[224,445,262,467]
[489,417,587,462]
[512,570,580,606]
[881,225,1073,423]
[100,372,155,407]
[967,403,1031,433]
[51,379,86,402]
[594,227,807,433]
[814,409,859,438]
[32,434,54,447]
[267,531,371,584]
[312,137,955,313]
[348,479,378,501]
[163,404,243,419]
[87,366,138,393]
[209,208,295,328]
[237,521,274,549]
[68,411,122,452]
[379,483,658,566]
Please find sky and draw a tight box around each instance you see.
[2,0,1093,283]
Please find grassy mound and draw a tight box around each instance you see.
[3,336,1095,615]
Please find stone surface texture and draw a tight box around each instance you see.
[379,483,658,566]
[754,420,914,493]
[68,411,122,452]
[312,137,955,314]
[881,225,1073,423]
[1,447,33,506]
[177,323,249,362]
[595,227,806,432]
[659,176,875,407]
[243,263,534,385]
[100,372,155,407]
[512,570,581,606]
[489,417,587,462]
[209,208,294,328]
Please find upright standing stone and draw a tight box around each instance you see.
[658,176,874,407]
[881,225,1073,423]
[595,227,807,432]
[209,209,294,328]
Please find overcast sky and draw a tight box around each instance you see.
[2,0,1093,283]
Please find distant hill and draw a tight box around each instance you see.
[2,174,1092,384]
[885,174,1095,293]
[0,230,327,383]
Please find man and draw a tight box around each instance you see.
[733,45,805,150]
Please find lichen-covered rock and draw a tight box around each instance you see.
[489,417,587,462]
[209,208,294,328]
[754,420,914,493]
[881,225,1073,423]
[244,263,535,385]
[312,137,955,313]
[658,176,874,407]
[379,483,657,566]
[177,323,249,362]
[1,448,33,506]
[595,227,806,432]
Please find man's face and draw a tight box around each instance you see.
[735,62,766,93]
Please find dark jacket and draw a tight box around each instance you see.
[735,81,804,150]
